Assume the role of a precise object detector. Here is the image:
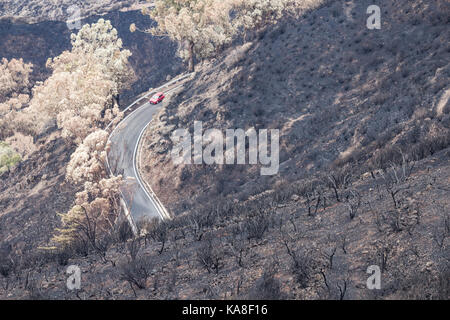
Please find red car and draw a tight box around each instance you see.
[149,92,165,104]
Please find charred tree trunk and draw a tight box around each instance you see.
[113,94,120,107]
[188,41,195,72]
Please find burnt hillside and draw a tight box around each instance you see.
[0,0,448,300]
[141,0,450,214]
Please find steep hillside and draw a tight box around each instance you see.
[0,136,78,252]
[0,4,180,293]
[1,142,448,299]
[0,6,182,254]
[141,0,450,214]
[0,0,448,300]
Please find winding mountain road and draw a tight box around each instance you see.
[106,74,192,230]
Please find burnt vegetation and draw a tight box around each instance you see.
[2,140,448,299]
[1,0,449,300]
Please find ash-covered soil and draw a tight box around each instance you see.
[141,0,450,215]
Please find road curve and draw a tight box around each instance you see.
[106,75,192,230]
[108,100,165,223]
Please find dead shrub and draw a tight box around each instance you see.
[196,240,223,274]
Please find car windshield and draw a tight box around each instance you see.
[152,95,159,99]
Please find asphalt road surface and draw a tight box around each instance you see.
[107,74,192,227]
[108,100,165,223]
